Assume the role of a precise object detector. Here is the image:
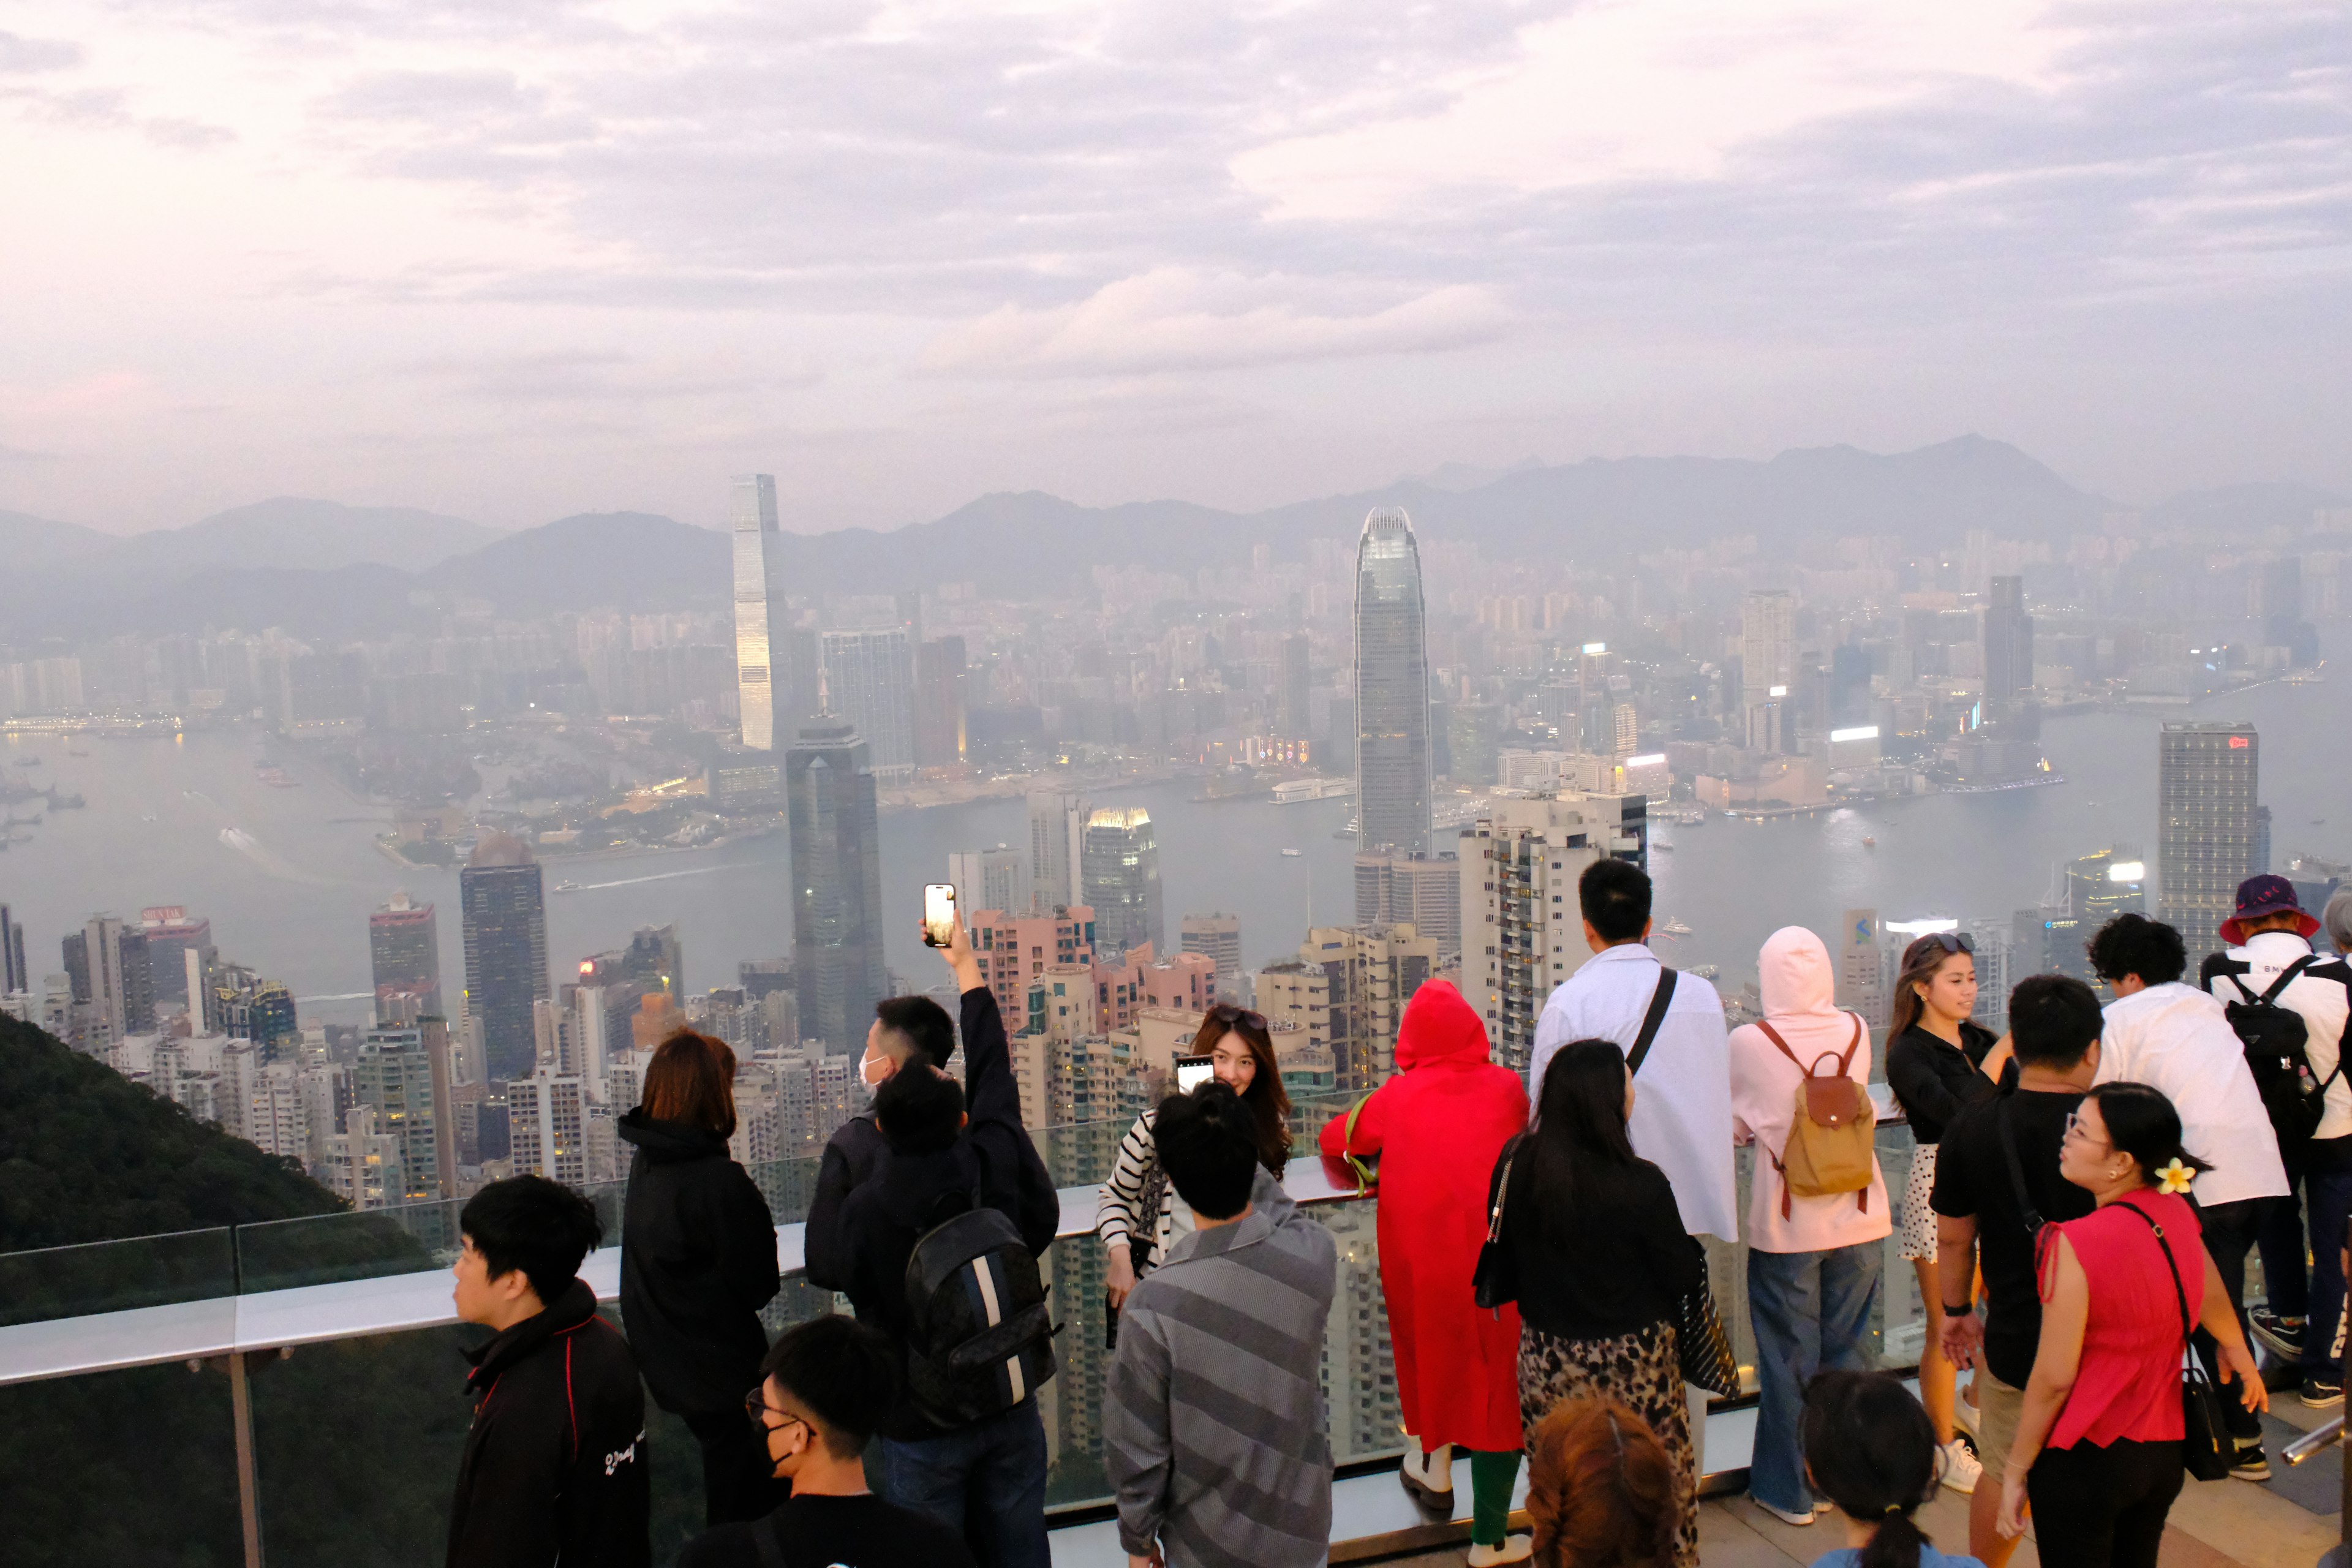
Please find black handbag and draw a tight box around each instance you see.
[1472,1135,1525,1311]
[2117,1199,2234,1482]
[1677,1272,1742,1396]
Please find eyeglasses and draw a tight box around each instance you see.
[744,1386,810,1438]
[2063,1110,2109,1148]
[1207,1003,1267,1032]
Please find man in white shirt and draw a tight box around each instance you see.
[1530,859,1738,1242]
[2201,875,2352,1408]
[2090,911,2291,1476]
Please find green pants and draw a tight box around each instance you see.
[1469,1447,1523,1546]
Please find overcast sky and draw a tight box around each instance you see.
[4,1,2348,535]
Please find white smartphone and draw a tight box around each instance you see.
[1173,1054,1213,1092]
[923,883,957,948]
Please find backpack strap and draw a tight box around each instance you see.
[1627,968,1678,1077]
[1758,1016,1872,1219]
[2260,954,2320,1005]
[1995,1098,2045,1237]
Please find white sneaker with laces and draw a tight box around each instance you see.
[1466,1535,1533,1566]
[1751,1498,1816,1526]
[1939,1437,1983,1495]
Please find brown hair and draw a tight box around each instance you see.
[1886,937,1969,1044]
[642,1028,739,1139]
[1193,1009,1292,1175]
[1526,1398,1677,1568]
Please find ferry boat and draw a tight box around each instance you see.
[553,880,581,894]
[1654,917,1693,938]
[1280,848,1303,858]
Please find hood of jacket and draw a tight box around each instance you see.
[1760,925,1838,1020]
[1395,979,1491,1069]
[464,1276,598,1393]
[615,1107,729,1163]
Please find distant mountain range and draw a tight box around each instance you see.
[1,438,2340,643]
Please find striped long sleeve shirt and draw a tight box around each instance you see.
[1104,1166,1338,1568]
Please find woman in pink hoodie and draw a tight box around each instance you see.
[1728,926,1893,1528]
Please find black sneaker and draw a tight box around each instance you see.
[2300,1371,2344,1409]
[2232,1441,2272,1481]
[2252,1308,2307,1360]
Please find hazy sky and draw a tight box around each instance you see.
[4,2,2348,535]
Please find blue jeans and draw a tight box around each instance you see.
[1747,1240,1885,1513]
[872,1398,1050,1568]
[2304,1167,2352,1375]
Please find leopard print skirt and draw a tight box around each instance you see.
[1518,1319,1697,1567]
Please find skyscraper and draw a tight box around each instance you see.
[461,831,551,1082]
[1983,575,2034,699]
[914,636,968,767]
[821,628,917,774]
[353,1024,450,1203]
[948,846,1026,915]
[2158,722,2260,960]
[1082,807,1164,960]
[787,720,888,1052]
[369,891,442,1023]
[1027,789,1087,910]
[1354,508,1432,854]
[0,902,27,997]
[1741,589,1796,753]
[1180,913,1242,996]
[62,915,152,1054]
[135,907,213,1009]
[731,473,793,751]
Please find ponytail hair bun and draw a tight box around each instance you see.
[2085,1081,2212,1189]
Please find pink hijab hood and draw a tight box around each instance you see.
[1757,925,1860,1059]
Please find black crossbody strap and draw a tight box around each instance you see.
[2116,1199,2196,1355]
[1995,1098,2045,1237]
[1487,1135,1524,1242]
[1626,968,1678,1077]
[2259,954,2320,1005]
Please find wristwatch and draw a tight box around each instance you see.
[1942,1301,1974,1317]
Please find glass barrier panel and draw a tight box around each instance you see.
[236,1180,630,1295]
[0,1227,236,1327]
[0,1355,243,1562]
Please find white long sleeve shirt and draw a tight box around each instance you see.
[2207,930,2352,1142]
[2095,981,2290,1208]
[1531,941,1740,1242]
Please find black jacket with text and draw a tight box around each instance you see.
[445,1278,651,1568]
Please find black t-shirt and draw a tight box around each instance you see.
[1930,1086,2095,1389]
[675,1493,978,1568]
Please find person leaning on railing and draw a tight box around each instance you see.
[1316,979,1532,1565]
[1484,1039,1706,1568]
[1096,1001,1292,1314]
[616,1029,783,1527]
[1996,1083,2267,1567]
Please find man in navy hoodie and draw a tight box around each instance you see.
[445,1174,650,1568]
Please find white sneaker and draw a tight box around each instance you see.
[1466,1536,1533,1566]
[1954,1392,1982,1437]
[1939,1437,1982,1495]
[1751,1497,1815,1526]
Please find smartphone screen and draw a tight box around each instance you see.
[923,883,957,948]
[1173,1054,1213,1092]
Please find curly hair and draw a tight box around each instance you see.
[1527,1398,1676,1568]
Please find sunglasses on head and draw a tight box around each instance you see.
[1207,1002,1267,1032]
[1920,932,1974,956]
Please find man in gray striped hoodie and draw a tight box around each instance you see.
[1105,1082,1338,1568]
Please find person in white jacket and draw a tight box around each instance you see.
[2090,911,2290,1479]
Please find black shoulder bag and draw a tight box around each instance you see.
[2116,1199,2234,1483]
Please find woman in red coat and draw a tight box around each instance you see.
[1320,979,1532,1566]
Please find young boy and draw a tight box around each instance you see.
[446,1174,649,1568]
[678,1315,978,1567]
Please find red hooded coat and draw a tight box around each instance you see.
[1318,979,1529,1452]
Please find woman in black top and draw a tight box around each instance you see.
[618,1030,784,1526]
[1487,1039,1705,1567]
[1882,932,2002,1493]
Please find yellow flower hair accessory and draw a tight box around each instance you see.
[2155,1158,2195,1196]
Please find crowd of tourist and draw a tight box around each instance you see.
[428,861,2352,1568]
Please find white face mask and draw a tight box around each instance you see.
[859,1049,889,1098]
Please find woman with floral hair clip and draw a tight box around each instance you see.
[1996,1082,2268,1567]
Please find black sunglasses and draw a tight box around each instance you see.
[1916,932,1974,956]
[1207,1002,1268,1033]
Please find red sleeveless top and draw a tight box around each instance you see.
[2043,1189,2201,1450]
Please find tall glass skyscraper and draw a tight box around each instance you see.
[1353,508,1432,855]
[820,628,917,774]
[787,720,888,1053]
[2158,721,2260,961]
[732,473,792,750]
[1082,807,1163,959]
[461,831,549,1082]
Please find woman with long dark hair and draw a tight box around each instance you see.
[1883,931,2002,1492]
[1997,1083,2267,1567]
[1485,1040,1705,1567]
[1803,1371,1983,1567]
[1098,1001,1291,1309]
[617,1028,784,1525]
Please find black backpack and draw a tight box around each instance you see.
[2215,954,2346,1158]
[901,1185,1057,1428]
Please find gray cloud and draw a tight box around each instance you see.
[0,29,83,72]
